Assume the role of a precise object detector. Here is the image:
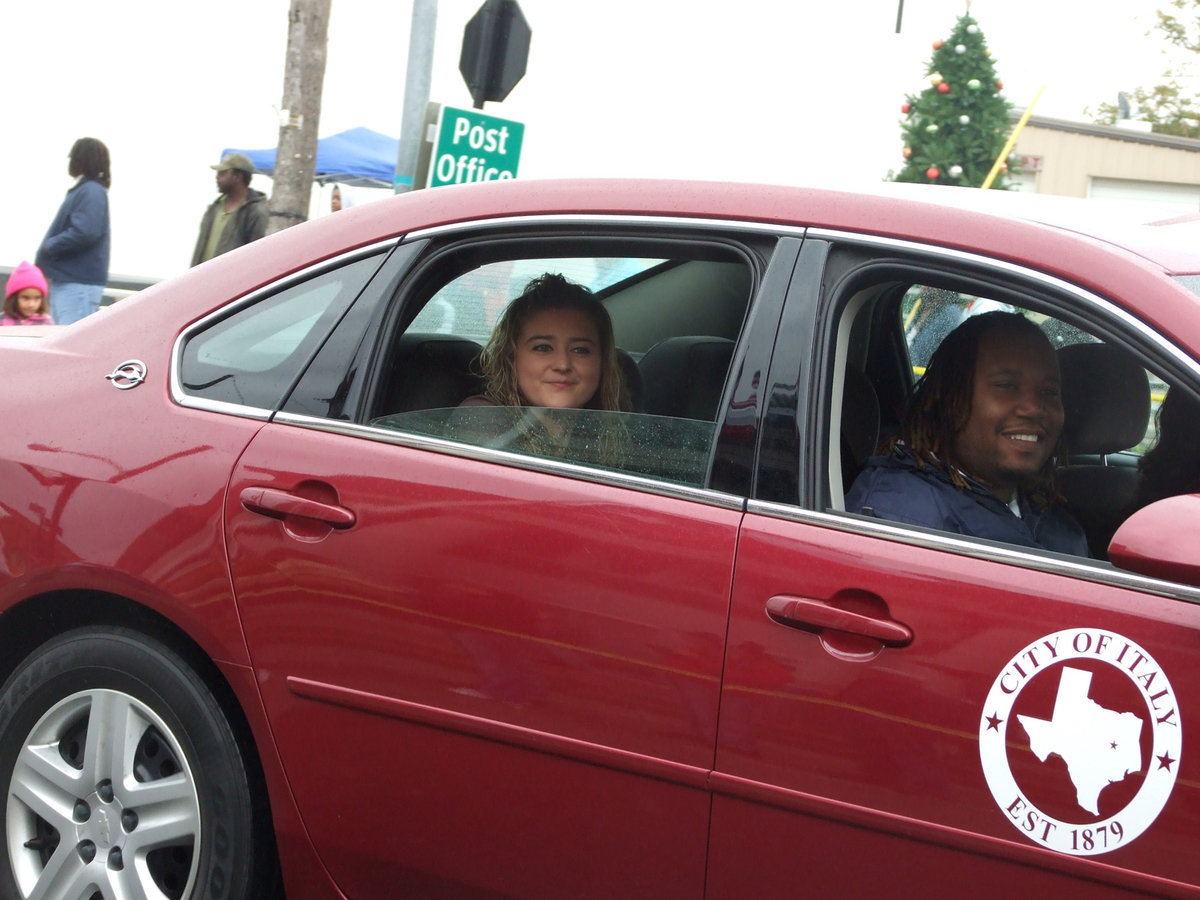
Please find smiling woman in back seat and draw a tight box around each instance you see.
[462,272,630,412]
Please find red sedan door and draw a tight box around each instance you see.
[711,511,1198,896]
[224,422,740,898]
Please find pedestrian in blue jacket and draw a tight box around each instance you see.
[35,138,111,325]
[847,311,1089,557]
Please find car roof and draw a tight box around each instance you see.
[316,177,1200,275]
[96,179,1200,365]
[852,180,1200,274]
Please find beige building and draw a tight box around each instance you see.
[1012,114,1200,209]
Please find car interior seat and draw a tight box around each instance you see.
[638,336,735,420]
[841,364,881,493]
[380,332,485,415]
[1057,342,1151,559]
[616,349,644,413]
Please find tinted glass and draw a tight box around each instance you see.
[371,407,717,486]
[179,254,381,409]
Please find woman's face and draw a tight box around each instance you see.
[513,307,602,408]
[15,289,43,319]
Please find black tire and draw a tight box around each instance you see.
[0,626,275,899]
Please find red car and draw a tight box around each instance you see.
[0,179,1197,899]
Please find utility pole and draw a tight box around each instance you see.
[268,0,331,235]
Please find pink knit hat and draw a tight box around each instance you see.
[5,261,48,302]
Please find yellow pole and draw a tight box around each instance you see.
[981,85,1045,189]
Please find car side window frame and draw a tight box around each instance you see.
[750,226,1200,597]
[173,242,392,418]
[283,219,790,498]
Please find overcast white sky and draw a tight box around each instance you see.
[0,0,1173,278]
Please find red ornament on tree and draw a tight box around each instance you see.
[903,146,912,158]
[937,82,950,94]
[996,80,1004,90]
[926,167,940,179]
[901,102,911,114]
[933,39,943,49]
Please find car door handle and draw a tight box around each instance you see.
[766,594,913,647]
[239,486,356,528]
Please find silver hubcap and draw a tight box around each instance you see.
[7,689,200,899]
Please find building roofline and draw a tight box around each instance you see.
[1017,112,1200,152]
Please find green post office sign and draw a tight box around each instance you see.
[427,105,524,188]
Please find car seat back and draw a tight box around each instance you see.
[1057,342,1151,557]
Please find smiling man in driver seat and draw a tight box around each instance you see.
[846,310,1089,556]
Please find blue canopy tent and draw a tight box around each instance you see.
[224,126,399,189]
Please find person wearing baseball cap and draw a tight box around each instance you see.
[191,151,268,266]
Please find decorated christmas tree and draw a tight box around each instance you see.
[892,14,1016,188]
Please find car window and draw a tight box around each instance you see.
[366,246,756,487]
[899,284,1165,453]
[372,406,717,486]
[825,268,1197,564]
[407,258,663,343]
[178,253,382,410]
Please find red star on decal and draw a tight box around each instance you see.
[986,712,1002,732]
[1157,752,1176,771]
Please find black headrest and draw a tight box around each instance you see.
[615,348,643,412]
[639,336,735,420]
[842,365,880,468]
[1059,342,1150,455]
[387,333,483,413]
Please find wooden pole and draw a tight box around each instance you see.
[268,0,332,234]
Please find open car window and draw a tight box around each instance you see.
[829,270,1196,565]
[406,258,665,343]
[899,285,1167,455]
[364,244,758,489]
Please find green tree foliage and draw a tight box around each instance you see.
[1090,0,1200,137]
[892,14,1016,188]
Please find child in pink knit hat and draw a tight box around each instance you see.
[3,261,54,325]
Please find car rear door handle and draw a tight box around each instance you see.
[239,486,356,528]
[766,594,913,647]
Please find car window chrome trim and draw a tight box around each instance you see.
[271,410,747,511]
[808,226,1200,381]
[746,498,1200,604]
[177,396,273,420]
[406,213,808,242]
[170,238,399,410]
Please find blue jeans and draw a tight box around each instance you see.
[49,281,104,325]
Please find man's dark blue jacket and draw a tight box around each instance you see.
[845,445,1090,557]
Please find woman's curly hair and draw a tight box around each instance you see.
[899,310,1064,507]
[478,272,629,411]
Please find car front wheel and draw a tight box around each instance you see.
[0,626,272,899]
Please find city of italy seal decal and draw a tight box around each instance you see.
[979,628,1181,856]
